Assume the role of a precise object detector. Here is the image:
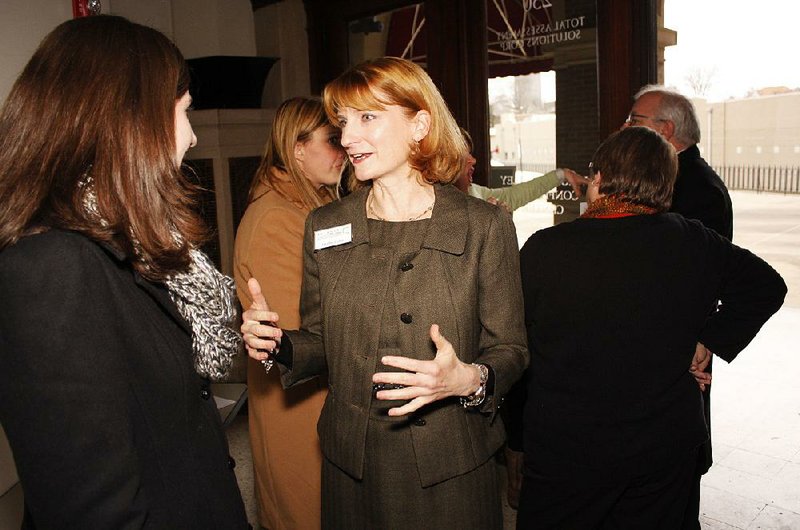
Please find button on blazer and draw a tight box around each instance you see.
[281,184,529,487]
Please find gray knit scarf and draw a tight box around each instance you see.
[82,179,242,380]
[164,249,242,380]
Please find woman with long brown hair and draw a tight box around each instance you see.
[233,96,344,530]
[0,15,247,528]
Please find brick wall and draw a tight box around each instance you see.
[556,62,600,172]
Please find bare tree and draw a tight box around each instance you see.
[685,66,717,97]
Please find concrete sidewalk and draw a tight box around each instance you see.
[511,190,800,529]
[697,191,800,529]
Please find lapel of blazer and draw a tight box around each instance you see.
[422,184,469,255]
[320,184,469,255]
[311,188,393,406]
[323,187,370,251]
[132,275,193,336]
[93,240,196,395]
[326,187,390,320]
[97,240,193,335]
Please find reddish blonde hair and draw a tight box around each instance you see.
[323,57,467,189]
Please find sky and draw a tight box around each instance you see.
[490,1,800,104]
[664,0,800,101]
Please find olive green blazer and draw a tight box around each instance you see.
[281,183,528,487]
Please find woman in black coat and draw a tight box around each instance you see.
[515,127,786,529]
[0,16,248,529]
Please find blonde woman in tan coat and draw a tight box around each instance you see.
[233,97,345,530]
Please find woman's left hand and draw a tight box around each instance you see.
[372,324,482,416]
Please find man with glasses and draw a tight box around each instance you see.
[624,85,732,239]
[624,85,733,530]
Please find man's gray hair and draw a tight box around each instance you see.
[635,85,701,146]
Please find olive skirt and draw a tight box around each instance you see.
[321,414,502,530]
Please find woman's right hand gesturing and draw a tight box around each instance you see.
[241,277,283,363]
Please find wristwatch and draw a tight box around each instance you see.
[460,363,489,408]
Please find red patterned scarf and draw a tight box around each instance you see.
[581,195,657,219]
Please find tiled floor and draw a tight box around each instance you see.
[226,414,256,525]
[697,308,800,529]
[227,190,800,529]
[513,191,800,529]
[693,191,800,529]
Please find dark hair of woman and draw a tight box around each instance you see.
[0,15,203,280]
[591,126,678,212]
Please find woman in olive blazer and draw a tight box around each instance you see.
[242,57,527,529]
[284,183,526,487]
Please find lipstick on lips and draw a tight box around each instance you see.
[350,153,371,164]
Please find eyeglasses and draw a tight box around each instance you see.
[624,113,667,126]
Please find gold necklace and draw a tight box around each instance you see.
[368,192,434,221]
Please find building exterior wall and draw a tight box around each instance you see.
[555,61,599,171]
[493,92,800,176]
[696,93,800,168]
[493,114,556,171]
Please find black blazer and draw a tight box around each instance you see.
[671,144,733,240]
[0,230,248,529]
[518,214,785,479]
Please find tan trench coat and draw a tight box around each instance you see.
[233,172,328,530]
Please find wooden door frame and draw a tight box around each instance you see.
[301,0,657,183]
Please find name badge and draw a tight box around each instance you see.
[314,223,352,250]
